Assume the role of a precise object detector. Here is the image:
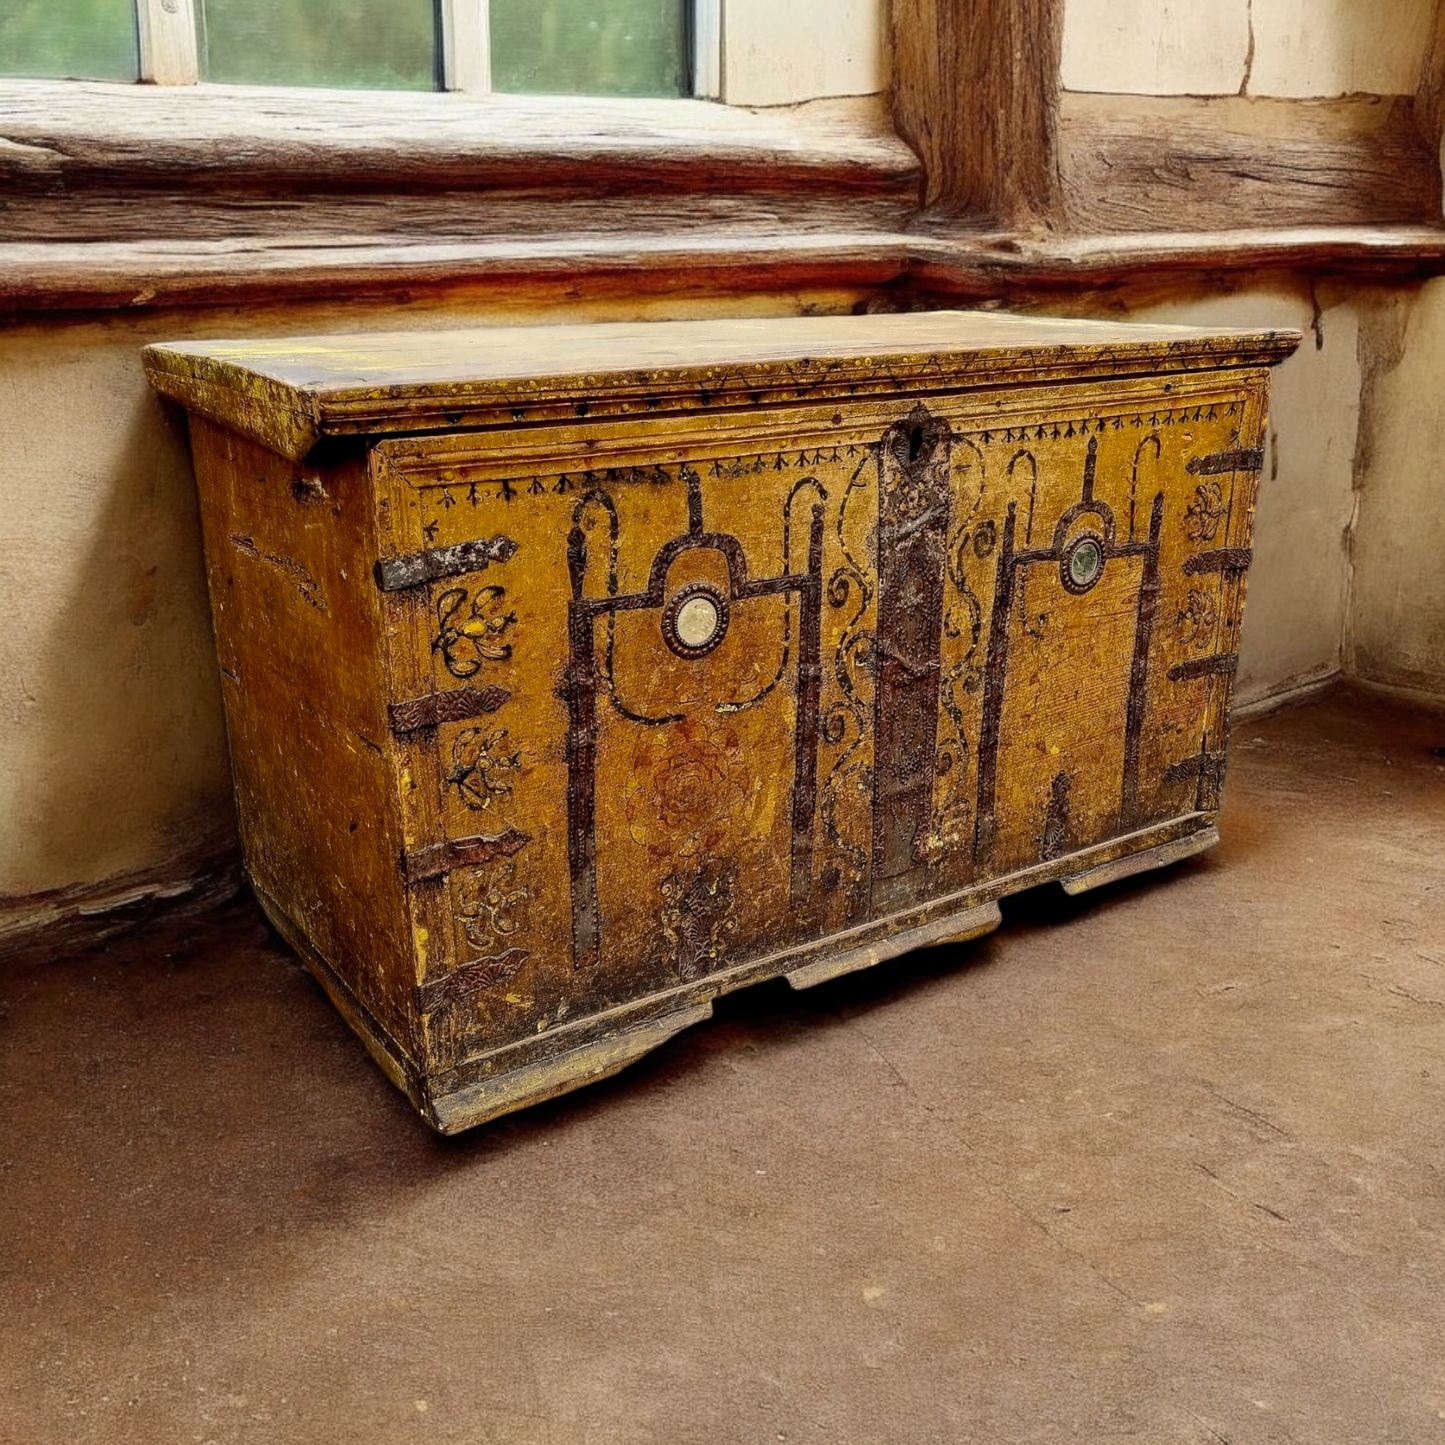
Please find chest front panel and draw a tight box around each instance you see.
[374,369,1266,1068]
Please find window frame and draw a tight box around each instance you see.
[128,0,722,98]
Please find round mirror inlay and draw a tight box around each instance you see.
[662,583,730,659]
[675,593,720,648]
[1062,533,1105,594]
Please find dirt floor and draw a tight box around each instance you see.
[2,687,1443,1445]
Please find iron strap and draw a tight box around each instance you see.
[1183,547,1252,575]
[402,827,531,885]
[387,684,511,734]
[1168,654,1239,682]
[1186,448,1264,475]
[375,535,518,592]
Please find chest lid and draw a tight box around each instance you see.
[143,310,1300,463]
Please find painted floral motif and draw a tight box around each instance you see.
[456,862,530,952]
[1183,482,1229,544]
[446,726,521,812]
[654,864,739,980]
[624,717,754,861]
[433,584,516,679]
[1177,588,1219,650]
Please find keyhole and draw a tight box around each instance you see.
[909,424,924,462]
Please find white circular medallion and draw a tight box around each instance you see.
[663,583,730,658]
[675,593,721,648]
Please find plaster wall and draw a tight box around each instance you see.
[1348,279,1445,702]
[722,0,888,106]
[1062,0,1434,97]
[0,280,1363,925]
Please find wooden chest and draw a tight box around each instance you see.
[146,312,1299,1132]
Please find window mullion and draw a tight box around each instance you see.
[136,0,200,85]
[692,0,722,99]
[440,0,491,94]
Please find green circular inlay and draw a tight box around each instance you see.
[1068,537,1103,589]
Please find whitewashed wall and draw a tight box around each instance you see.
[1348,279,1445,700]
[1062,0,1435,96]
[722,0,888,106]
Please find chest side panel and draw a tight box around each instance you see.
[188,419,416,1057]
[373,367,1268,1072]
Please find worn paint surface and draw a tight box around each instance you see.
[0,282,1369,949]
[157,314,1291,1127]
[1014,281,1364,709]
[0,290,873,926]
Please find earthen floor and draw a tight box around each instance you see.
[3,687,1443,1444]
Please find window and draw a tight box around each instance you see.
[0,0,719,97]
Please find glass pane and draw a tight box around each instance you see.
[198,0,438,90]
[491,0,689,98]
[0,0,138,81]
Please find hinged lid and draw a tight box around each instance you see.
[144,310,1300,462]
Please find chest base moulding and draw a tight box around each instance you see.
[146,311,1299,1133]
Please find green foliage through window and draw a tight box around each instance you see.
[198,0,438,90]
[491,0,690,98]
[0,0,694,97]
[0,0,139,82]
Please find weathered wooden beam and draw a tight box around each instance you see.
[0,231,914,316]
[10,225,1445,319]
[1058,93,1441,233]
[906,225,1445,294]
[0,82,917,202]
[890,0,1063,224]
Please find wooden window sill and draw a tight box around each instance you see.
[0,80,917,238]
[5,78,1445,316]
[912,226,1445,291]
[6,225,1445,317]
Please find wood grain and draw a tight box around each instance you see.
[188,418,420,1056]
[907,225,1445,293]
[6,48,1445,316]
[8,225,1445,319]
[890,0,1062,223]
[0,229,912,317]
[0,82,915,200]
[1058,93,1442,232]
[0,191,910,245]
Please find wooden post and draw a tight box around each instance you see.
[890,0,1063,226]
